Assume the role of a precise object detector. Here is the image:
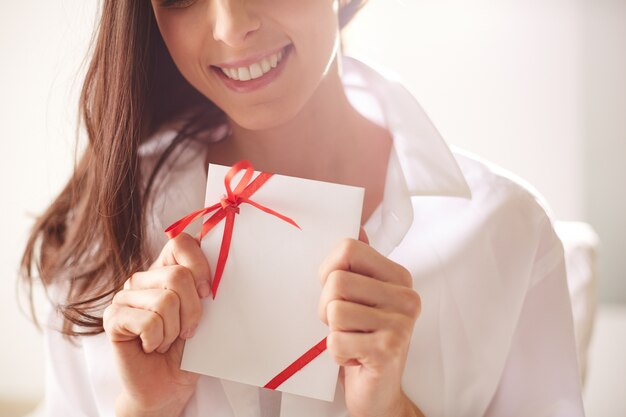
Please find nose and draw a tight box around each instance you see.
[211,0,261,47]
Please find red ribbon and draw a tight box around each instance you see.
[165,160,329,390]
[263,337,328,390]
[165,160,300,298]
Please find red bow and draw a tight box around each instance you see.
[164,160,327,391]
[164,160,300,298]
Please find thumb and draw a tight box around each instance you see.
[154,232,212,298]
[358,226,370,245]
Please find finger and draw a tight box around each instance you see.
[319,271,378,324]
[326,299,406,333]
[318,270,421,324]
[327,330,405,370]
[103,304,164,354]
[154,232,212,298]
[124,266,202,336]
[112,289,182,353]
[326,331,369,367]
[318,238,413,287]
[358,227,370,245]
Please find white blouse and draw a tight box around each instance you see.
[36,57,585,417]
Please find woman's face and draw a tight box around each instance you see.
[151,0,342,130]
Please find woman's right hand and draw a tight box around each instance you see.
[103,233,211,417]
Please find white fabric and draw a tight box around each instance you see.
[36,56,585,417]
[554,221,599,385]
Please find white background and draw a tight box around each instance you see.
[1,0,624,415]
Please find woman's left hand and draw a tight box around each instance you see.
[318,231,423,417]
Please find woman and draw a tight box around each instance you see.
[21,1,585,416]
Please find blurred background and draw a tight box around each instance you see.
[1,0,624,415]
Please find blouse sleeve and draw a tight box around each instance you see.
[483,220,585,417]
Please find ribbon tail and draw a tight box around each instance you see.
[164,203,221,239]
[244,198,301,230]
[199,208,228,241]
[263,337,328,390]
[211,211,236,299]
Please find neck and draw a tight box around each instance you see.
[207,54,392,223]
[221,56,368,184]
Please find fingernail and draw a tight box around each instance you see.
[198,282,211,298]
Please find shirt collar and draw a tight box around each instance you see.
[341,56,472,255]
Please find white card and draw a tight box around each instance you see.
[181,163,364,402]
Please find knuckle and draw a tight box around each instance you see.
[169,233,196,253]
[317,305,327,325]
[338,238,357,259]
[397,265,413,287]
[102,304,117,332]
[401,288,422,318]
[376,331,400,357]
[326,299,343,324]
[327,270,348,294]
[175,232,195,245]
[144,311,163,334]
[318,292,329,324]
[317,287,332,325]
[165,265,193,288]
[326,331,339,354]
[111,290,124,305]
[158,289,180,310]
[396,287,421,319]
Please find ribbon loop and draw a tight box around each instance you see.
[224,160,255,199]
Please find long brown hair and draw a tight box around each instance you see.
[20,0,367,336]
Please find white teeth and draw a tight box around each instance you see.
[260,58,271,73]
[238,67,251,81]
[249,63,263,79]
[219,48,286,81]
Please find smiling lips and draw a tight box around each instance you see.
[216,47,287,82]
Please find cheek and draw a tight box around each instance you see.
[292,2,340,78]
[154,12,212,94]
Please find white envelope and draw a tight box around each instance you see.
[181,163,364,402]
